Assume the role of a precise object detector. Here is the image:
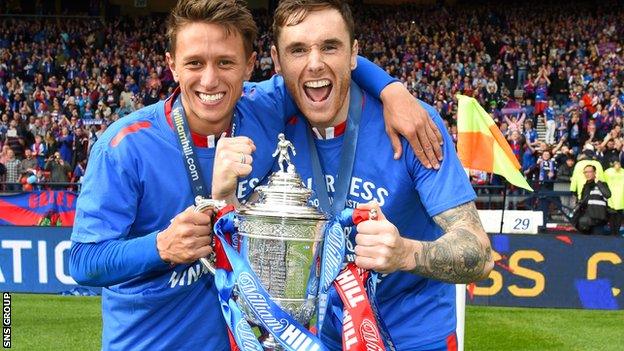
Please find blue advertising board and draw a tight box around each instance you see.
[0,226,622,310]
[469,233,623,310]
[0,226,98,294]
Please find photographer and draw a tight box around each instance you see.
[572,165,612,235]
[44,151,71,190]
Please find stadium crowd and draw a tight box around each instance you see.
[0,1,622,223]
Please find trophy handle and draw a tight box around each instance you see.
[199,257,216,275]
[194,196,228,276]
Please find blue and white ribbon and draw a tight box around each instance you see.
[213,213,327,351]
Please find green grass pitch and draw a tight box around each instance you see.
[7,294,624,350]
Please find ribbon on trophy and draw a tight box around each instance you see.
[310,205,392,351]
[211,210,328,351]
[306,83,396,351]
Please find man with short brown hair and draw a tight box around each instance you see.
[267,1,492,349]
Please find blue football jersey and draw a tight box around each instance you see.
[281,88,476,349]
[72,76,295,350]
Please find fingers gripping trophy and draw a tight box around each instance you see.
[195,135,379,351]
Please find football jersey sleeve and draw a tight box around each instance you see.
[70,140,170,285]
[407,103,476,217]
[243,75,298,125]
[352,55,399,97]
[70,232,167,286]
[71,143,140,243]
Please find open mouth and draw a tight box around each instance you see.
[303,79,332,102]
[196,92,225,104]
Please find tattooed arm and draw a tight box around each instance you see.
[354,201,494,283]
[411,202,493,282]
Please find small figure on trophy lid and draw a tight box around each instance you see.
[272,133,297,173]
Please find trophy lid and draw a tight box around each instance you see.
[237,134,327,220]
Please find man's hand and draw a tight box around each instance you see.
[211,135,256,203]
[156,206,214,264]
[380,82,443,168]
[353,202,415,274]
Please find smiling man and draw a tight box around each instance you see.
[267,1,494,350]
[69,0,445,350]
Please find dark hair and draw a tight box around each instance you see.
[272,0,354,48]
[584,164,596,172]
[167,0,257,57]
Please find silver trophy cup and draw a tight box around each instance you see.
[199,134,327,350]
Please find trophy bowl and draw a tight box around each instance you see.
[234,135,327,350]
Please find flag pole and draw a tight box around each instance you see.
[499,179,507,234]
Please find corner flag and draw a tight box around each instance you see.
[456,94,533,191]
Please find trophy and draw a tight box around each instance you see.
[197,134,328,351]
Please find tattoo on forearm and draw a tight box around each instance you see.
[411,202,492,283]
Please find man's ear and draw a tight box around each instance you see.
[350,40,359,70]
[244,51,257,81]
[166,52,178,82]
[271,45,282,75]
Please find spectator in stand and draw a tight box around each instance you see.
[0,114,8,139]
[72,127,89,166]
[607,96,623,119]
[538,150,557,186]
[505,113,525,134]
[551,69,569,106]
[544,99,556,145]
[508,130,523,163]
[567,111,582,153]
[19,149,38,175]
[582,87,598,116]
[557,156,575,181]
[44,151,71,189]
[600,133,621,169]
[5,119,25,158]
[31,134,46,169]
[56,126,73,164]
[83,102,94,119]
[556,114,568,142]
[0,145,11,165]
[523,119,538,147]
[3,148,20,191]
[115,96,135,118]
[119,85,135,110]
[523,98,536,126]
[96,101,112,119]
[72,159,87,184]
[44,131,58,160]
[499,120,509,138]
[534,69,551,116]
